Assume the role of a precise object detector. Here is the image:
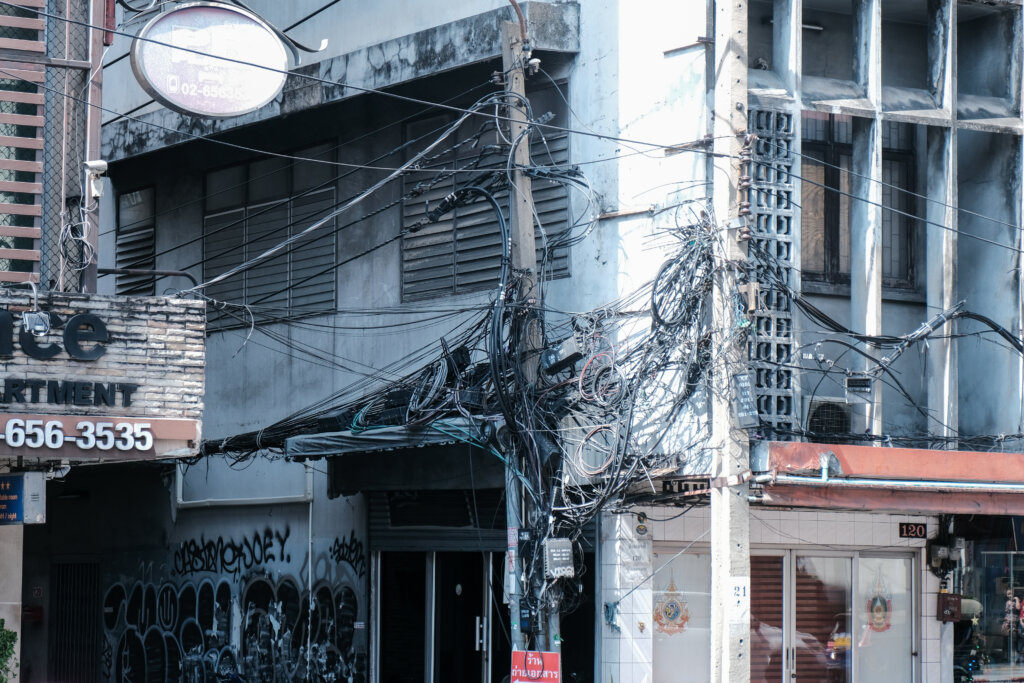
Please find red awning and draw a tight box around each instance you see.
[752,441,1024,515]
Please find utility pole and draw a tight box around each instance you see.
[709,0,751,679]
[501,18,537,654]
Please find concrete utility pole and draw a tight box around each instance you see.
[709,0,751,679]
[501,19,537,654]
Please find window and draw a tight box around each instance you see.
[202,143,337,328]
[800,113,917,288]
[116,187,155,295]
[400,86,571,301]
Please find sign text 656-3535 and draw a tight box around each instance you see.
[0,417,153,452]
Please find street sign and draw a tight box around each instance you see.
[0,472,44,524]
[511,651,560,683]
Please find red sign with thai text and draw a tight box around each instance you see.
[511,651,560,683]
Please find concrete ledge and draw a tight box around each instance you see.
[102,1,579,161]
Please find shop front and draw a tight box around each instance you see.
[951,517,1024,683]
[642,510,928,683]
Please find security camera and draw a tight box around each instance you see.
[83,159,108,175]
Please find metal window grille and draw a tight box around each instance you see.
[0,0,53,285]
[39,0,91,291]
[50,561,101,682]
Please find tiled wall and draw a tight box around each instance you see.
[600,507,941,683]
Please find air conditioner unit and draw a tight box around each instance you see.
[802,396,852,441]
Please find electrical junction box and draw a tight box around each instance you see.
[541,337,583,375]
[543,538,575,579]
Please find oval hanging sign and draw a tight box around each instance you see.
[130,2,289,118]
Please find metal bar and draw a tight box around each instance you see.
[0,135,43,149]
[0,49,91,69]
[97,267,199,287]
[773,473,1024,492]
[0,271,39,283]
[0,247,39,260]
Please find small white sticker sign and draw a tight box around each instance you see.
[730,576,750,624]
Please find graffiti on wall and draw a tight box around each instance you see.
[173,528,292,577]
[327,531,366,579]
[101,527,367,683]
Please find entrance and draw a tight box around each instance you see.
[376,551,511,683]
[751,552,915,683]
[653,549,914,683]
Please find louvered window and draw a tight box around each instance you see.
[401,85,571,301]
[115,187,155,295]
[202,143,337,329]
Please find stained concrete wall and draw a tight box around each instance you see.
[956,130,1023,441]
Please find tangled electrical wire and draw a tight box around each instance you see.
[192,88,727,625]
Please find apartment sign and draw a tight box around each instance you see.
[131,2,289,118]
[0,293,205,461]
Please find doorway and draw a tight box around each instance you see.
[376,551,511,683]
[652,549,915,683]
[751,552,915,683]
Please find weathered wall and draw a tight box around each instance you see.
[799,293,929,435]
[0,293,204,422]
[956,130,1023,440]
[101,2,580,160]
[20,464,366,682]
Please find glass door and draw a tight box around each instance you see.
[433,552,486,682]
[377,551,508,683]
[749,551,914,683]
[792,556,851,683]
[854,556,913,682]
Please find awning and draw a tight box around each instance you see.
[285,418,506,497]
[751,441,1024,515]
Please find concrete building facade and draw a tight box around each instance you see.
[4,0,1022,681]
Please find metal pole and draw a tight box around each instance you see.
[710,0,751,678]
[82,0,105,293]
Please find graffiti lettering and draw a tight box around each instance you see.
[172,527,291,577]
[102,574,361,682]
[328,530,367,578]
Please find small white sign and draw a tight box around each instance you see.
[730,576,750,624]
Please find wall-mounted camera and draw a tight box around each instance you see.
[83,159,108,199]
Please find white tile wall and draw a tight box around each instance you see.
[606,508,941,682]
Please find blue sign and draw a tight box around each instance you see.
[0,473,23,524]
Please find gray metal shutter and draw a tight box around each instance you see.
[290,187,337,313]
[400,133,571,301]
[115,188,156,295]
[203,208,245,328]
[368,490,506,552]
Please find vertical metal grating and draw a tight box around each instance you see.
[50,562,101,682]
[40,0,91,292]
[747,109,796,438]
